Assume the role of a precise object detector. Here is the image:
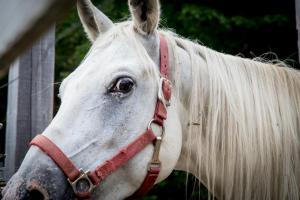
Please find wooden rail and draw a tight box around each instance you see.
[0,0,75,181]
[4,28,55,180]
[0,0,74,78]
[296,0,300,62]
[0,123,5,197]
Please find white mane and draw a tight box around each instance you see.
[161,30,300,200]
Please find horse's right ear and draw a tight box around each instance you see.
[128,0,160,34]
[77,0,114,42]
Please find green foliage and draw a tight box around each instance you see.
[143,172,212,200]
[55,2,296,81]
[169,4,293,56]
[55,0,129,80]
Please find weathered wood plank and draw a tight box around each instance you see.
[30,29,55,138]
[4,27,55,180]
[0,123,4,186]
[296,0,300,62]
[0,0,73,78]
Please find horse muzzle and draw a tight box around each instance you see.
[1,147,75,200]
[2,177,49,200]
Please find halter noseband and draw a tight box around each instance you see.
[30,34,171,199]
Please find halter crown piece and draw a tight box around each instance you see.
[30,34,171,199]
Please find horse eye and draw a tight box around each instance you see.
[110,77,134,94]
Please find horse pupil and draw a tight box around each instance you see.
[119,79,132,92]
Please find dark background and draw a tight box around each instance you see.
[1,0,299,199]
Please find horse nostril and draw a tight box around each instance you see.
[24,181,49,200]
[26,189,45,200]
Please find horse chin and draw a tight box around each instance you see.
[2,147,76,200]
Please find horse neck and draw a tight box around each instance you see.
[167,36,222,196]
[169,34,300,200]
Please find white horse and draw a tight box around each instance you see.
[3,0,300,199]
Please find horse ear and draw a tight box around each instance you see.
[77,0,114,42]
[128,0,160,34]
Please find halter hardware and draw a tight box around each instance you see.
[68,169,95,196]
[158,77,171,107]
[147,119,165,169]
[30,34,170,199]
[149,136,163,168]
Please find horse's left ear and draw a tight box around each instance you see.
[128,0,160,34]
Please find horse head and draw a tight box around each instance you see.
[2,0,182,199]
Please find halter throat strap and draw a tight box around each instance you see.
[30,34,171,199]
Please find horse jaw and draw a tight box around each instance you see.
[89,97,182,200]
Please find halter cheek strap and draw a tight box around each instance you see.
[30,34,171,199]
[128,34,170,200]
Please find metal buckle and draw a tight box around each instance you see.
[147,119,164,171]
[150,136,163,164]
[158,77,171,107]
[148,161,161,172]
[68,169,95,195]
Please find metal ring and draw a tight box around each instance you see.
[68,169,95,196]
[147,119,165,138]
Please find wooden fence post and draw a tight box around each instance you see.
[296,0,300,62]
[4,27,55,180]
[0,0,73,78]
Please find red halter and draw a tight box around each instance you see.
[30,34,171,199]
